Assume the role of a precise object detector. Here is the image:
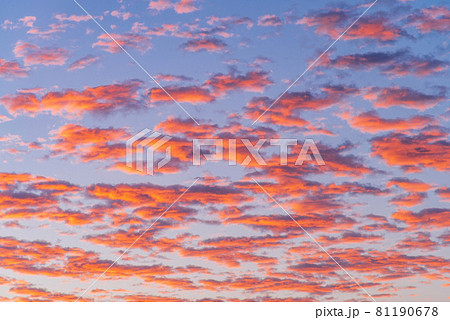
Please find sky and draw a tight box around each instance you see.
[0,0,449,301]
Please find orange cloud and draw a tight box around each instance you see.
[387,178,432,192]
[155,117,218,138]
[371,130,450,172]
[395,232,438,251]
[389,192,427,207]
[345,17,402,41]
[1,80,142,117]
[205,71,273,95]
[50,124,128,162]
[149,85,215,103]
[246,85,358,127]
[435,187,450,201]
[392,208,450,229]
[348,111,433,133]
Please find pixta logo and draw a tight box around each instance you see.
[126,129,172,175]
[126,129,325,175]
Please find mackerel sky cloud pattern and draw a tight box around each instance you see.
[0,0,448,302]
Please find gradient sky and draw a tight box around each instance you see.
[0,0,449,301]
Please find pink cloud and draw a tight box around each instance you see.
[0,59,29,78]
[13,42,69,66]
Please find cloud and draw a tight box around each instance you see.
[181,38,227,52]
[330,50,448,77]
[206,71,273,95]
[155,117,218,138]
[174,0,200,13]
[317,231,383,245]
[9,284,82,301]
[86,182,253,220]
[155,74,193,82]
[389,192,427,207]
[392,208,450,229]
[407,6,450,33]
[387,178,432,193]
[396,232,438,251]
[148,0,200,14]
[0,59,29,78]
[435,187,450,201]
[50,124,128,162]
[68,55,99,71]
[26,22,67,39]
[1,80,143,117]
[55,14,90,23]
[347,111,433,133]
[257,14,282,27]
[345,17,402,41]
[364,87,445,110]
[0,236,205,288]
[149,85,215,103]
[245,85,359,128]
[371,130,450,172]
[207,16,254,29]
[19,16,36,27]
[298,9,402,42]
[93,33,151,53]
[0,176,100,226]
[110,10,133,21]
[13,42,69,66]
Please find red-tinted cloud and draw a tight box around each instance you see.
[155,117,218,138]
[257,14,282,27]
[181,38,227,52]
[206,71,273,95]
[149,85,215,103]
[14,42,69,66]
[407,6,450,33]
[1,80,143,117]
[298,10,402,42]
[364,87,445,110]
[149,0,200,14]
[396,232,438,251]
[155,74,193,82]
[348,111,433,133]
[389,192,427,207]
[371,130,450,172]
[246,85,358,128]
[435,187,450,201]
[68,55,99,71]
[392,208,450,229]
[387,178,432,193]
[0,59,28,78]
[345,17,402,41]
[330,50,448,77]
[50,124,128,162]
[55,13,90,22]
[93,33,151,53]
